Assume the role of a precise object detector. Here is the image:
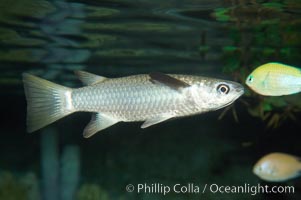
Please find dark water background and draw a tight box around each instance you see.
[1,0,301,199]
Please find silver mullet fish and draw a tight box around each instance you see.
[22,71,244,138]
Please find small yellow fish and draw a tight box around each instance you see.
[245,62,301,96]
[253,152,301,182]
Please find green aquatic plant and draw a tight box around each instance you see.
[246,95,301,128]
[0,172,28,200]
[20,172,40,200]
[212,8,230,22]
[212,0,301,128]
[76,184,110,200]
[212,2,287,25]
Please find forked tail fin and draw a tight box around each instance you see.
[22,73,74,132]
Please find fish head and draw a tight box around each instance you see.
[191,79,244,111]
[245,63,274,96]
[253,157,277,181]
[245,69,265,93]
[245,73,254,87]
[245,72,265,95]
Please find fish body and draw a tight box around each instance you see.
[253,152,301,182]
[23,71,244,138]
[245,62,301,96]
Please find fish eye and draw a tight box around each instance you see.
[247,75,254,83]
[258,166,262,172]
[217,84,230,94]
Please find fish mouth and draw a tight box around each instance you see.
[234,83,245,97]
[252,166,259,175]
[237,88,245,97]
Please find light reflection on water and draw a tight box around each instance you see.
[0,0,234,86]
[0,0,300,88]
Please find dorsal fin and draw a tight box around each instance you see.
[149,72,190,91]
[74,71,107,85]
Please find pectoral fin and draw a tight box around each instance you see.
[141,114,174,128]
[83,113,119,138]
[149,72,190,91]
[262,72,270,89]
[75,71,107,85]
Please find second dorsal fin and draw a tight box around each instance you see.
[74,71,107,85]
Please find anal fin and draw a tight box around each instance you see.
[83,113,119,138]
[141,114,174,129]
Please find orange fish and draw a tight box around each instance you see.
[253,152,301,182]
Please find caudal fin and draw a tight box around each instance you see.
[22,73,74,132]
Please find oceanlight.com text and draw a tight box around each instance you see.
[125,183,295,196]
